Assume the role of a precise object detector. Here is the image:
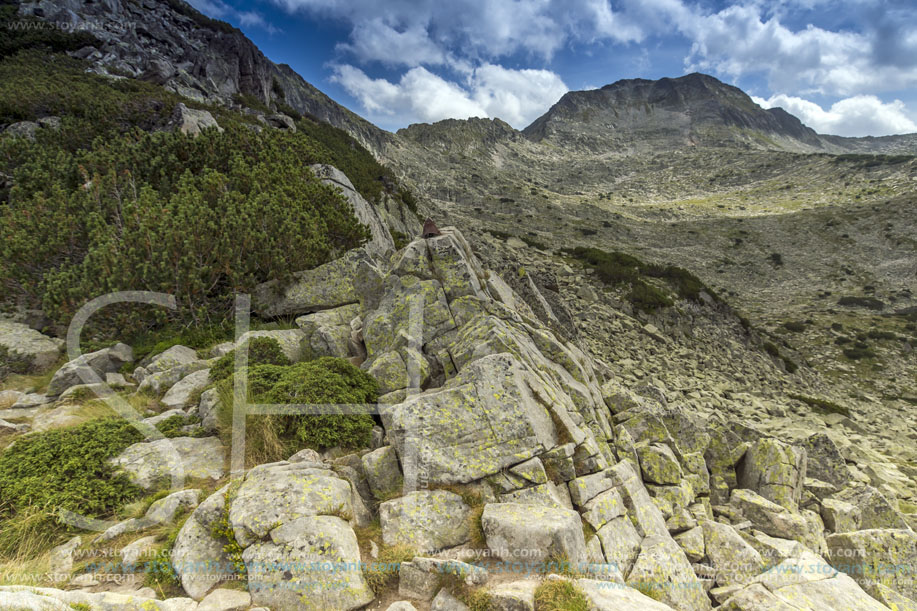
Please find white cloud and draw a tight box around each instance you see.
[679,4,917,96]
[331,63,567,128]
[186,0,278,33]
[753,94,917,137]
[270,0,642,64]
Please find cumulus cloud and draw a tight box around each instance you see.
[752,94,917,137]
[265,0,917,133]
[271,0,643,64]
[680,4,917,96]
[331,63,568,128]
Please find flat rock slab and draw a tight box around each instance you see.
[243,515,373,611]
[109,436,225,490]
[380,490,471,552]
[380,353,556,486]
[481,502,587,565]
[229,461,354,547]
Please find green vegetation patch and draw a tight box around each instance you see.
[563,246,718,312]
[837,296,885,311]
[216,357,378,462]
[533,579,589,611]
[788,393,851,418]
[0,345,33,382]
[0,419,144,523]
[210,336,291,383]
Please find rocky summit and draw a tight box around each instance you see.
[0,1,915,611]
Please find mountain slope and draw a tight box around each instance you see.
[15,0,393,155]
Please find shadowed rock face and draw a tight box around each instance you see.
[16,0,392,155]
[522,73,825,152]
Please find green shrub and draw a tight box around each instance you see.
[210,337,291,383]
[843,346,876,360]
[1,119,369,334]
[391,230,411,250]
[837,296,885,310]
[262,358,378,450]
[0,418,144,523]
[0,6,99,59]
[788,393,851,417]
[533,579,589,611]
[644,264,719,302]
[627,281,674,311]
[215,357,378,463]
[0,344,33,381]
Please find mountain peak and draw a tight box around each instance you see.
[523,72,823,152]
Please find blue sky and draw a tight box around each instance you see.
[188,0,917,137]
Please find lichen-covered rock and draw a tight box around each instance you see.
[197,588,251,611]
[729,489,810,545]
[820,497,858,534]
[581,488,626,530]
[47,342,133,396]
[109,436,224,490]
[826,529,917,601]
[674,526,705,563]
[134,345,199,383]
[243,515,373,611]
[596,516,642,576]
[568,470,616,507]
[608,460,669,538]
[161,369,211,409]
[253,248,371,317]
[803,433,850,488]
[772,572,890,610]
[488,579,539,611]
[833,484,910,530]
[625,535,712,610]
[717,583,801,611]
[229,461,353,547]
[0,320,63,373]
[482,502,588,565]
[170,102,222,135]
[702,520,765,586]
[296,303,361,360]
[198,387,221,432]
[576,577,676,610]
[737,438,806,511]
[380,490,471,552]
[362,445,403,500]
[380,354,556,485]
[172,486,233,600]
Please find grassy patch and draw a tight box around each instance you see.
[363,543,416,595]
[534,579,589,611]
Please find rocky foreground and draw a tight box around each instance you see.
[0,168,914,610]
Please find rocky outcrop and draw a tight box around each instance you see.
[47,342,133,396]
[310,164,395,258]
[0,320,63,374]
[109,436,225,490]
[17,0,392,154]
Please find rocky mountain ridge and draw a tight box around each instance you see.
[15,0,393,155]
